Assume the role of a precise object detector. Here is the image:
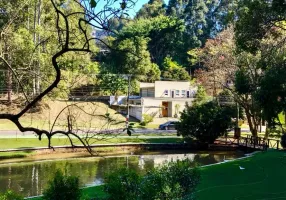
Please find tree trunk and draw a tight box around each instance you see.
[6,69,12,104]
[264,122,269,139]
[36,0,41,95]
[33,0,37,96]
[3,40,12,105]
[245,109,258,137]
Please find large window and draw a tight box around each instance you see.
[141,88,155,97]
[176,90,180,96]
[164,90,169,96]
[181,90,186,97]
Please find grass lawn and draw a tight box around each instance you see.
[0,151,33,159]
[29,185,107,200]
[0,137,183,150]
[133,122,160,129]
[196,150,286,200]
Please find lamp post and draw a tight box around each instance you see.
[234,102,241,138]
[125,74,131,128]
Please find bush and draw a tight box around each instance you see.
[104,168,141,200]
[104,159,200,200]
[141,114,154,126]
[176,101,234,143]
[281,134,286,149]
[43,170,81,200]
[0,190,23,200]
[141,160,200,200]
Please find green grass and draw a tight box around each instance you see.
[133,122,160,129]
[82,185,108,199]
[29,185,107,200]
[0,137,183,150]
[0,119,51,130]
[196,150,286,200]
[0,151,33,159]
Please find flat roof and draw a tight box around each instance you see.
[141,97,195,101]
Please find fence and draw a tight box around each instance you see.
[217,135,281,150]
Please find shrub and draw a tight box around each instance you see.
[104,159,200,200]
[0,190,23,200]
[177,101,234,143]
[281,133,286,149]
[141,159,200,200]
[141,113,154,125]
[43,170,81,200]
[104,168,141,200]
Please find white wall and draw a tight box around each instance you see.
[154,81,191,98]
[129,106,143,121]
[142,98,194,118]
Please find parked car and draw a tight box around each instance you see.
[158,121,178,130]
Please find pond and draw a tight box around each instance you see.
[0,150,244,197]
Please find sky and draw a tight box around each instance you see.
[95,0,169,18]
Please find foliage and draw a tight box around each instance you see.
[255,56,286,129]
[0,190,23,200]
[104,159,200,200]
[174,104,181,115]
[162,57,190,80]
[194,85,208,105]
[235,0,286,53]
[194,27,236,96]
[136,0,166,19]
[0,0,97,99]
[104,168,141,200]
[123,122,135,136]
[233,0,286,137]
[166,0,239,65]
[141,113,155,126]
[43,170,81,200]
[98,74,127,96]
[177,101,234,143]
[140,159,200,200]
[115,15,185,67]
[105,36,160,82]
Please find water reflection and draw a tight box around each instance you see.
[0,151,243,197]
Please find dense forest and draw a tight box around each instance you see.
[0,0,285,140]
[0,0,241,100]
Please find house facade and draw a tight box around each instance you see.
[126,81,197,121]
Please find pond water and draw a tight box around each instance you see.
[0,150,244,197]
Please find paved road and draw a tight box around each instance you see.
[0,128,177,138]
[0,126,265,138]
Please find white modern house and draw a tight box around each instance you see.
[112,81,197,121]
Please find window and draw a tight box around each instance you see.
[176,90,180,96]
[181,90,186,97]
[164,90,168,96]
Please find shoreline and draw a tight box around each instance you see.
[0,142,243,164]
[25,150,257,200]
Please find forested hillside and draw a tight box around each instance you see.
[0,0,238,101]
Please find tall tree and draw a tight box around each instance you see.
[104,36,161,82]
[235,0,286,52]
[116,15,185,67]
[166,0,187,17]
[136,0,166,19]
[162,56,190,80]
[235,0,286,136]
[195,27,236,96]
